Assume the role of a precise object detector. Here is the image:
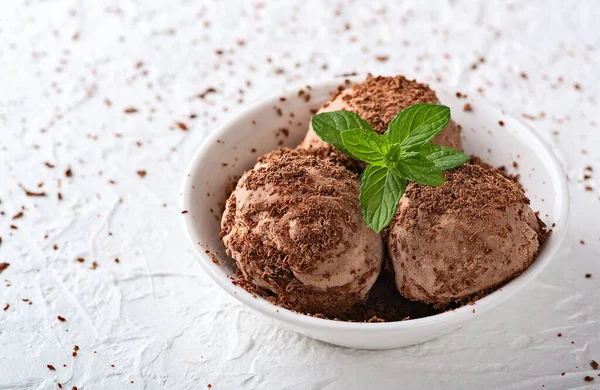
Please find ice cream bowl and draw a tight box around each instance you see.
[180,77,569,350]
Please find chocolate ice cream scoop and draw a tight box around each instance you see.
[221,149,383,317]
[387,163,546,306]
[299,74,462,170]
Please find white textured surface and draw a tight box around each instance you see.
[0,0,599,389]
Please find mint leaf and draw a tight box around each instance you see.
[419,143,470,171]
[310,102,468,233]
[311,111,373,156]
[385,103,450,151]
[360,165,407,233]
[393,151,444,186]
[384,143,403,166]
[341,130,391,166]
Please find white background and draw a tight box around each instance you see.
[1,0,600,389]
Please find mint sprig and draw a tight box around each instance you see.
[311,103,469,232]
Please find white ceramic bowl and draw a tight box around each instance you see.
[180,77,569,350]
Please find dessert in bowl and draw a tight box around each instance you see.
[180,75,568,349]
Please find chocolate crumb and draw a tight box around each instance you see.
[136,170,147,178]
[198,88,217,99]
[176,122,188,131]
[91,261,98,270]
[585,185,592,191]
[0,263,9,274]
[10,225,18,230]
[574,83,581,90]
[463,103,473,112]
[21,185,47,197]
[557,333,562,337]
[76,257,85,263]
[65,168,73,178]
[205,250,219,264]
[580,240,585,245]
[499,120,505,126]
[375,55,389,62]
[47,365,56,371]
[584,376,594,382]
[124,107,139,114]
[561,372,565,376]
[3,304,8,311]
[586,273,592,278]
[181,210,188,214]
[207,385,212,389]
[44,162,55,168]
[58,192,63,200]
[57,315,66,322]
[591,360,599,370]
[58,384,63,389]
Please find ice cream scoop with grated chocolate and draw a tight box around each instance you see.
[299,74,463,171]
[387,163,546,307]
[221,148,383,317]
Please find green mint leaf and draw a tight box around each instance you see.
[418,143,470,171]
[311,111,373,157]
[340,129,391,166]
[384,143,403,166]
[385,103,450,151]
[359,165,407,233]
[392,151,445,186]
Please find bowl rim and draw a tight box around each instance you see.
[180,76,570,332]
